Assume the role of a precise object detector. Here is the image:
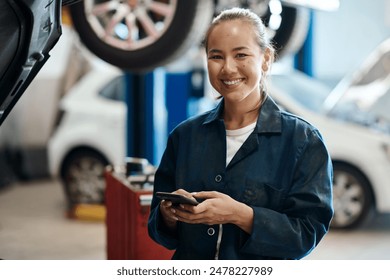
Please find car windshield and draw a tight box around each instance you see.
[270,70,330,112]
[324,39,390,133]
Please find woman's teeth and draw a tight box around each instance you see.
[223,79,242,85]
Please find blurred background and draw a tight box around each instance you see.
[1,0,390,260]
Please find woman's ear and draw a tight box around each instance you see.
[262,48,273,72]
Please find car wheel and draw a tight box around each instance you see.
[331,163,374,229]
[68,0,214,72]
[268,4,310,58]
[61,149,109,208]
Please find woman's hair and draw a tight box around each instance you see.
[203,7,275,92]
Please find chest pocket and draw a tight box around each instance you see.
[240,179,286,211]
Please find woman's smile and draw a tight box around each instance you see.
[222,78,244,86]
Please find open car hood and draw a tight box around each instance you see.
[0,0,63,126]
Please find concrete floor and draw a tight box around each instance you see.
[0,179,105,260]
[0,178,390,260]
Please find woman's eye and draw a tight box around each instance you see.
[236,53,247,58]
[208,55,222,59]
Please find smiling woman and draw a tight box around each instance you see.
[148,7,333,260]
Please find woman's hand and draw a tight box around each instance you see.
[158,189,196,230]
[172,191,254,234]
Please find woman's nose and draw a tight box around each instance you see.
[222,57,237,73]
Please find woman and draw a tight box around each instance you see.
[148,7,333,260]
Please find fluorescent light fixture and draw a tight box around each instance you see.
[281,0,340,11]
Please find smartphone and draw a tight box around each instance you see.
[155,191,199,206]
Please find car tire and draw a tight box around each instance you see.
[270,5,310,58]
[61,149,109,208]
[69,0,214,72]
[331,162,374,229]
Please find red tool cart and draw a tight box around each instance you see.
[105,164,174,260]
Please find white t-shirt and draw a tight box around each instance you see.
[225,122,257,166]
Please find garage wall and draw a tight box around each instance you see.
[312,0,390,85]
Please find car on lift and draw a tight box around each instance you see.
[48,37,390,229]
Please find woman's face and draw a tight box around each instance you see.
[206,20,264,103]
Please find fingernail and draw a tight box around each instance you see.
[171,208,176,213]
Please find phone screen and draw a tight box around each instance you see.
[155,192,199,206]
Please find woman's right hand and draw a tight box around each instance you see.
[159,189,194,229]
[159,199,178,229]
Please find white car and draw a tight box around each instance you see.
[48,65,126,209]
[270,69,390,230]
